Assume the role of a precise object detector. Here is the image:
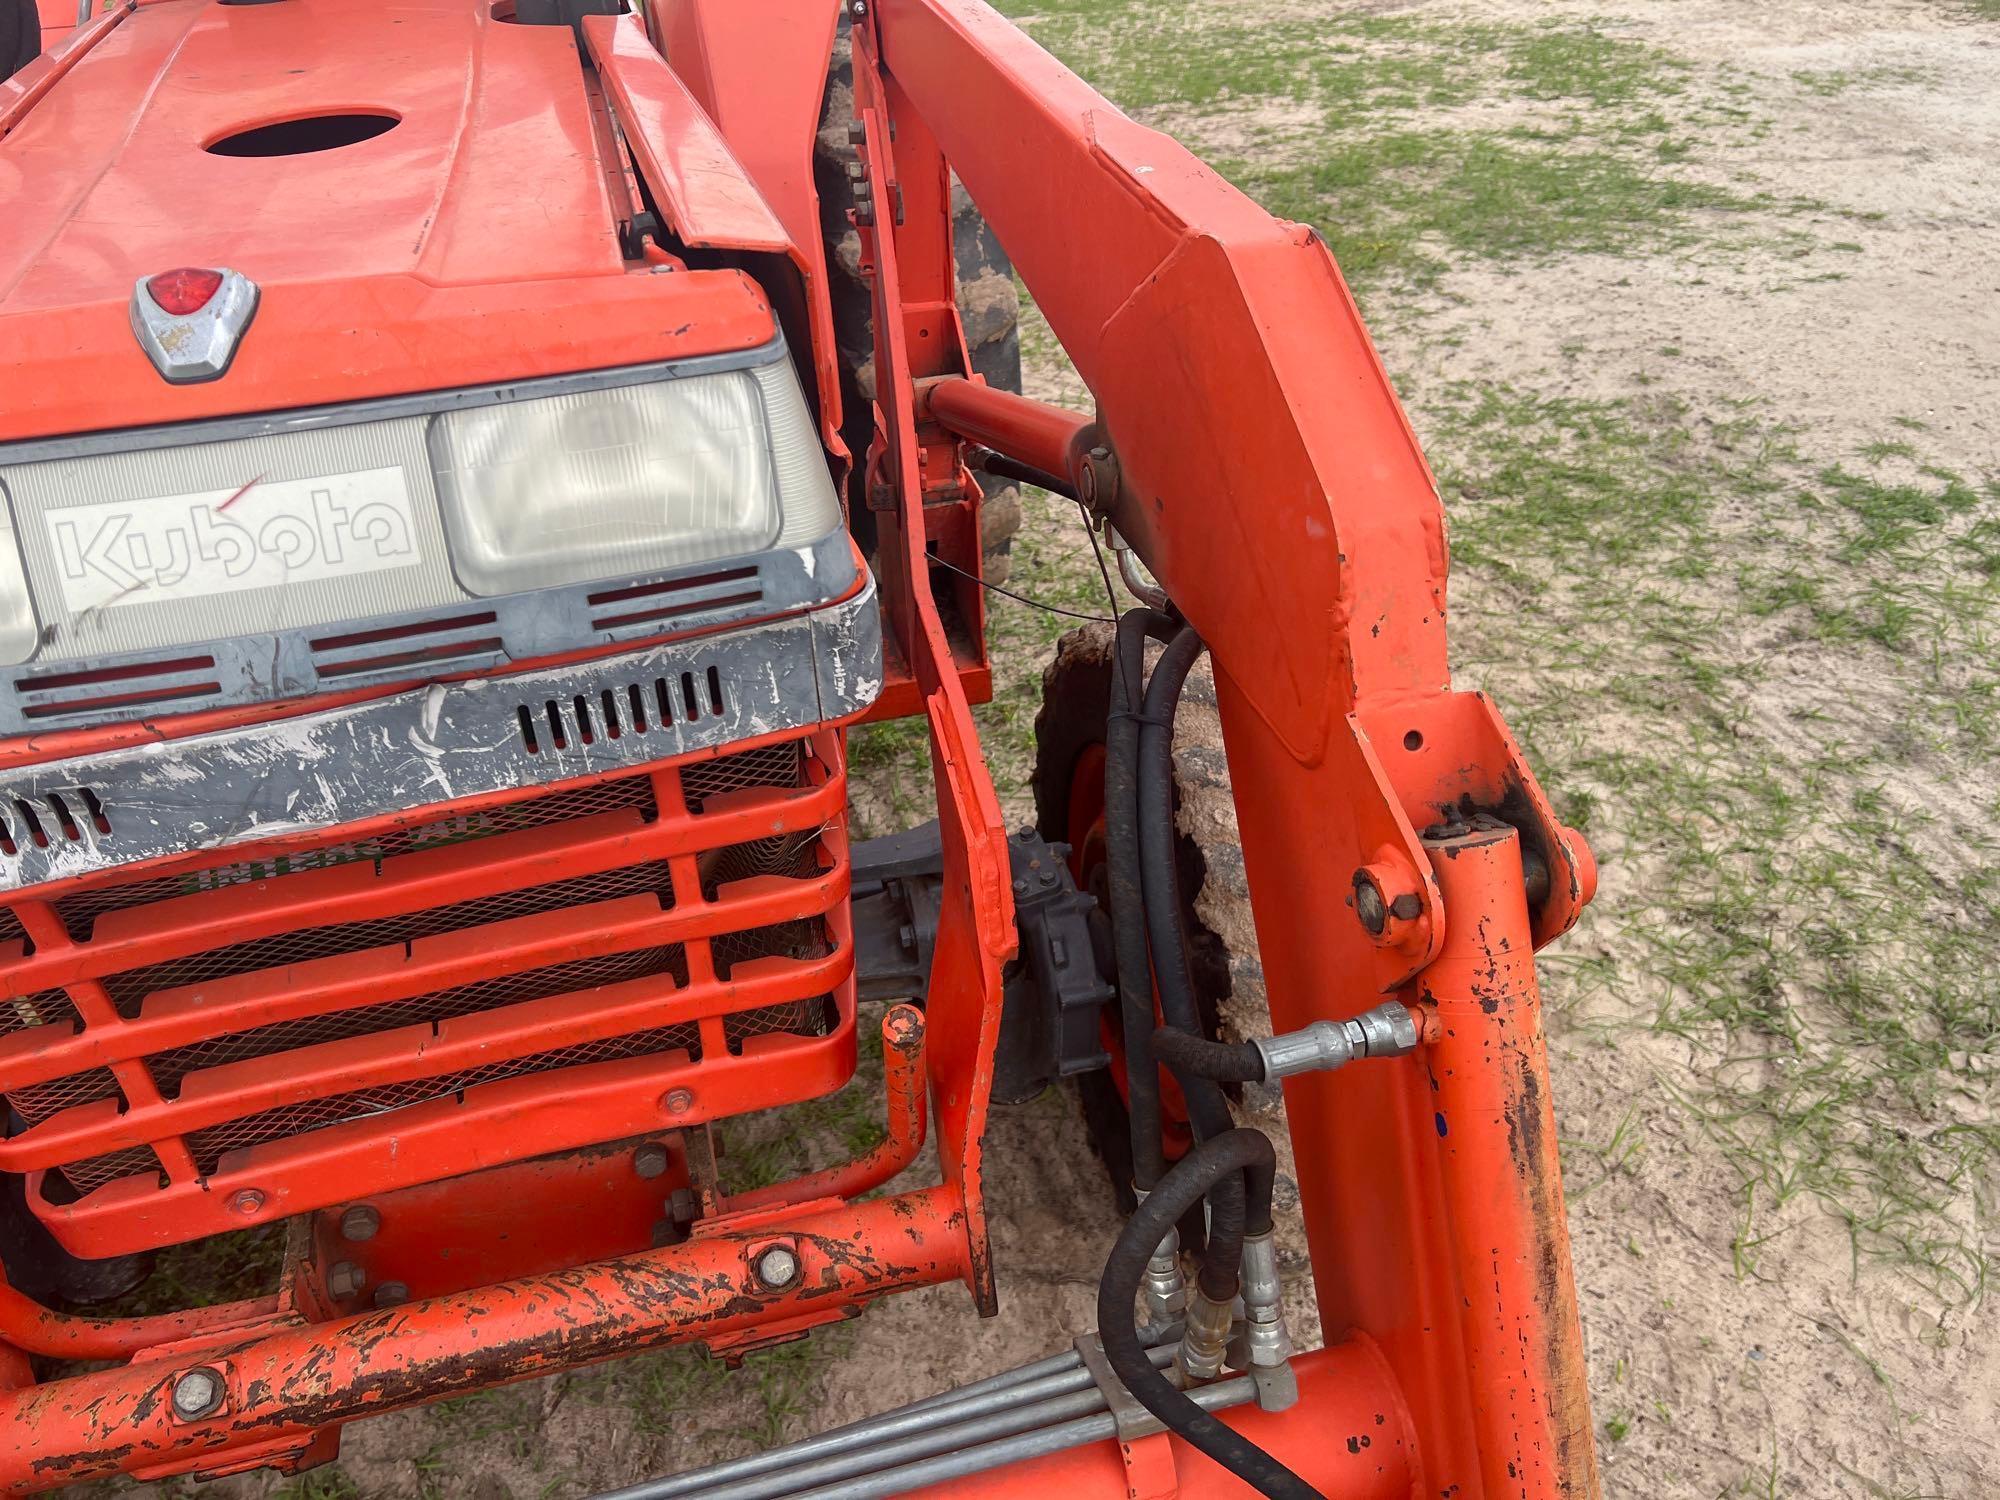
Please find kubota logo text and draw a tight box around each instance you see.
[46,466,422,614]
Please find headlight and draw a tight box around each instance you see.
[0,486,38,666]
[429,357,841,597]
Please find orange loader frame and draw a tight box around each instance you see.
[0,1,1600,1495]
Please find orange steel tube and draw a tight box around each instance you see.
[921,377,1089,484]
[732,1002,928,1212]
[1422,821,1600,1500]
[913,1340,1416,1499]
[0,1270,278,1361]
[0,1184,971,1492]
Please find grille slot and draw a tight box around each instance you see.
[699,830,827,899]
[8,1066,121,1126]
[680,740,807,810]
[100,860,678,1015]
[0,790,109,855]
[181,1023,705,1177]
[51,776,657,941]
[147,945,691,1093]
[50,1145,163,1200]
[0,988,76,1037]
[518,664,731,754]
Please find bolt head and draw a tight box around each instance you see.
[634,1143,670,1180]
[229,1188,266,1215]
[171,1366,224,1420]
[339,1204,381,1242]
[373,1281,410,1309]
[661,1087,694,1116]
[754,1245,801,1290]
[1351,871,1387,935]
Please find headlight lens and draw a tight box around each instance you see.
[429,356,840,596]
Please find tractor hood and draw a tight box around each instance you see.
[0,0,777,443]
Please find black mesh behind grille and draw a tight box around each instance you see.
[102,861,677,1015]
[52,776,658,941]
[146,945,691,1093]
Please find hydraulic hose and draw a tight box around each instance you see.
[1096,1128,1315,1500]
[1136,625,1235,1147]
[1106,607,1175,1191]
[1152,1024,1266,1083]
[1122,618,1253,1291]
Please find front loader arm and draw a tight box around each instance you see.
[853,2,1602,1496]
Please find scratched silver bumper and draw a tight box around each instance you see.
[0,577,881,892]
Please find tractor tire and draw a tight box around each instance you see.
[815,20,1024,582]
[1030,625,1244,1209]
[1033,625,1314,1311]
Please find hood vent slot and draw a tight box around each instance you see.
[309,611,504,681]
[517,665,728,755]
[15,657,222,721]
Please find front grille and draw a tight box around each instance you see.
[0,731,855,1253]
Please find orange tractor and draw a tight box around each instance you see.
[0,0,1601,1494]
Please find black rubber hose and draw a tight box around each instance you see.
[1153,1025,1266,1083]
[965,446,1079,503]
[1135,626,1236,1146]
[1106,607,1174,1191]
[1097,1128,1315,1500]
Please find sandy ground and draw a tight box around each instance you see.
[105,2,1996,1498]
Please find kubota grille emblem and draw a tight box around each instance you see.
[129,266,260,385]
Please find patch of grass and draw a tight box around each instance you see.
[715,1000,892,1192]
[87,1222,287,1319]
[1249,132,1758,289]
[994,2,1789,296]
[273,1470,362,1500]
[1428,382,2000,1304]
[569,1323,855,1463]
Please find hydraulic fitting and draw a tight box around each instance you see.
[1138,1211,1187,1333]
[1177,1285,1235,1383]
[1253,999,1419,1082]
[1234,1231,1293,1369]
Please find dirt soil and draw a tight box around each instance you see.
[110,2,1996,1498]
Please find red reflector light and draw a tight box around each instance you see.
[145,268,225,316]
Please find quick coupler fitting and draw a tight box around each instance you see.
[1177,1284,1236,1383]
[1252,999,1420,1081]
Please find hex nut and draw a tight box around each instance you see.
[327,1261,367,1299]
[339,1205,381,1242]
[634,1143,670,1180]
[171,1366,225,1420]
[228,1188,266,1215]
[754,1245,801,1290]
[373,1282,410,1309]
